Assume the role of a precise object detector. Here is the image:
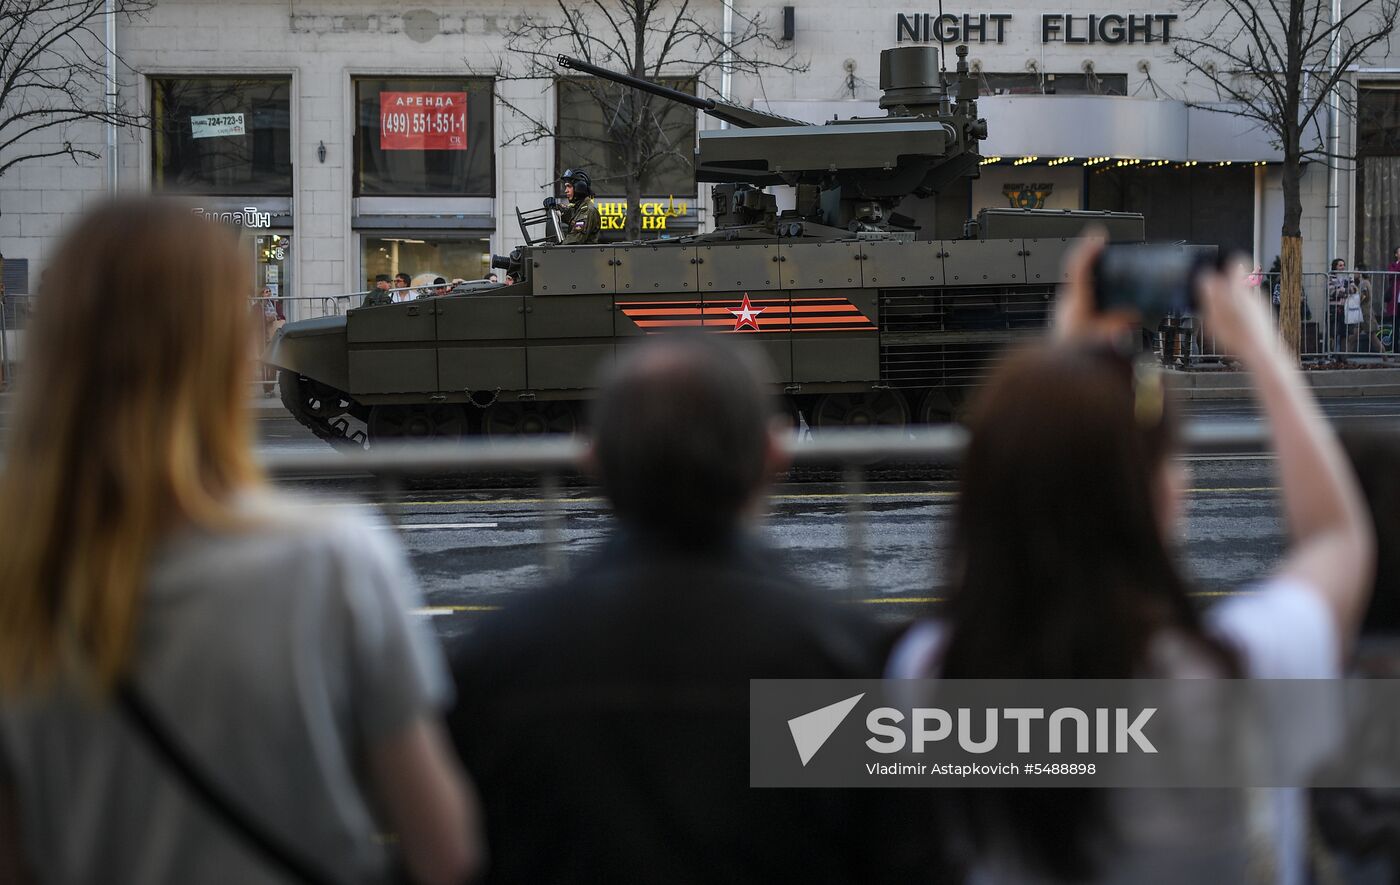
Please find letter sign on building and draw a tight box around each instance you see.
[378,92,468,151]
[894,11,1177,44]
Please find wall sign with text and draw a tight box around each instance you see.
[190,113,245,139]
[895,12,1178,44]
[191,206,273,228]
[595,197,693,232]
[379,92,468,151]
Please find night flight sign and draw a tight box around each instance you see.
[895,12,1179,44]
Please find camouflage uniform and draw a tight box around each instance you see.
[559,196,602,245]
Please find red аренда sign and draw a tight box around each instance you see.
[379,92,468,151]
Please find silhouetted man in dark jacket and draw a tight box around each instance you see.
[449,335,937,884]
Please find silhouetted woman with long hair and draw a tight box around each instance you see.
[0,199,479,884]
[892,238,1373,885]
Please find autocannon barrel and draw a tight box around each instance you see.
[555,55,808,129]
[557,55,716,111]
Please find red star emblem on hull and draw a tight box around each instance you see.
[728,293,765,331]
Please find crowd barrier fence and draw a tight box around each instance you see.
[1175,271,1400,365]
[10,271,1400,391]
[0,294,33,389]
[262,422,1275,590]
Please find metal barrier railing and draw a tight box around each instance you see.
[249,295,361,390]
[0,294,34,390]
[1174,271,1400,366]
[10,270,1399,392]
[261,422,1276,587]
[4,289,491,390]
[252,294,360,322]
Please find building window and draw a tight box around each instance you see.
[1355,86,1400,272]
[976,72,1127,96]
[2,258,28,295]
[555,77,697,198]
[355,78,495,196]
[151,78,292,194]
[360,236,492,290]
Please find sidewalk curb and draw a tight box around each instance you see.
[1165,366,1400,400]
[7,367,1400,411]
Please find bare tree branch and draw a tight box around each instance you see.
[0,0,151,193]
[479,0,805,239]
[1171,0,1398,357]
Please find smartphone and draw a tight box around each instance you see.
[1093,244,1222,316]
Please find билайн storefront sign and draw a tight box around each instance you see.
[895,12,1178,44]
[191,206,274,228]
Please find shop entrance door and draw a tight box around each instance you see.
[253,231,293,317]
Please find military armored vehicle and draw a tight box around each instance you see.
[269,44,1144,448]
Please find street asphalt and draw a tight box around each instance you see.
[285,456,1284,650]
[256,395,1400,650]
[2,393,1393,651]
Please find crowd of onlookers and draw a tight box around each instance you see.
[362,271,482,307]
[359,269,521,308]
[0,197,1396,884]
[1252,250,1400,358]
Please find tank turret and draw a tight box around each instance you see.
[558,45,987,235]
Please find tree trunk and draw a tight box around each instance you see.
[1281,235,1303,361]
[625,138,643,241]
[625,56,644,241]
[1279,156,1304,362]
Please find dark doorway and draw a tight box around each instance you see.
[1087,165,1253,254]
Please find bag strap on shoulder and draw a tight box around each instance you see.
[116,682,341,885]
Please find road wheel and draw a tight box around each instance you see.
[482,401,578,437]
[280,371,349,420]
[916,389,958,425]
[367,404,468,442]
[812,390,910,429]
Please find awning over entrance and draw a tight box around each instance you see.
[352,197,496,231]
[753,96,1313,164]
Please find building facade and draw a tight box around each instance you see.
[1,0,1394,314]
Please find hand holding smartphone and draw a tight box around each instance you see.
[1092,244,1225,317]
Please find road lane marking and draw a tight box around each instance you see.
[771,492,958,501]
[414,605,504,616]
[374,486,1278,509]
[411,590,1256,617]
[393,496,605,507]
[393,522,498,530]
[1187,487,1278,493]
[1188,590,1259,598]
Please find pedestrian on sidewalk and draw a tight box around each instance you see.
[1351,267,1384,355]
[1329,258,1356,358]
[1345,271,1366,354]
[1386,247,1400,353]
[449,334,940,884]
[889,236,1374,885]
[257,286,285,396]
[0,198,480,885]
[1310,429,1400,881]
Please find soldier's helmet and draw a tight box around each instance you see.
[562,168,593,198]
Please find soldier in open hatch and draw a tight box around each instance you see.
[543,168,601,245]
